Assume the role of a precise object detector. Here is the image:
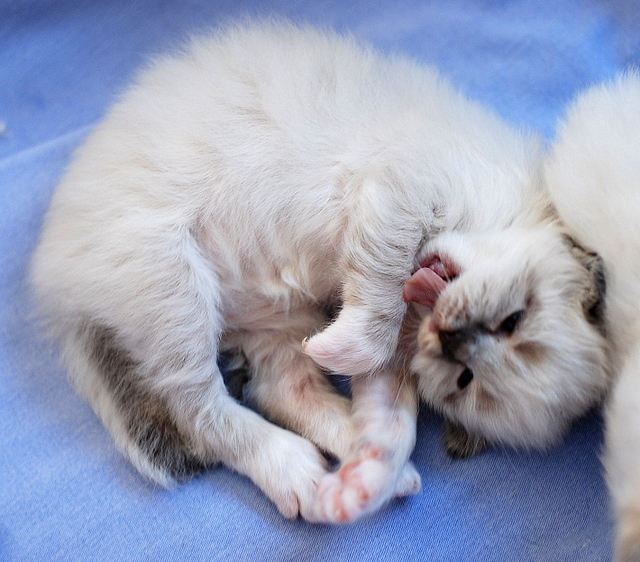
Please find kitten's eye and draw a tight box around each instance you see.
[457,367,474,390]
[498,310,525,335]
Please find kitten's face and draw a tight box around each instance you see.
[407,227,610,449]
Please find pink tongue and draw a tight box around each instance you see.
[403,267,448,308]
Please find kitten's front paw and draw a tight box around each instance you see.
[313,443,413,523]
[303,309,393,376]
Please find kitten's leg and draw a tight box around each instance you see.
[87,336,327,519]
[605,340,640,562]
[237,311,419,502]
[57,233,329,522]
[235,309,356,461]
[314,369,421,523]
[304,178,422,376]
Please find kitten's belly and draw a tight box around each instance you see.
[212,237,343,330]
[195,186,346,330]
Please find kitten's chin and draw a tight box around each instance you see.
[447,407,568,452]
[436,403,568,452]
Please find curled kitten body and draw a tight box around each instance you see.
[31,21,605,523]
[545,71,640,562]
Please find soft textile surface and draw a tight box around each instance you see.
[1,1,637,560]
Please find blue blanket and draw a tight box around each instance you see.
[2,1,636,560]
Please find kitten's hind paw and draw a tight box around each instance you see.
[313,443,411,523]
[393,461,421,498]
[249,428,328,523]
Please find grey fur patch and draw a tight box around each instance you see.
[442,419,490,460]
[87,324,209,480]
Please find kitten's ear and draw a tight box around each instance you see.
[563,234,607,329]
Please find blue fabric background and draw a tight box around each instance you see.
[2,1,638,560]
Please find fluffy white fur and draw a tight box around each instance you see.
[31,21,607,523]
[545,71,640,562]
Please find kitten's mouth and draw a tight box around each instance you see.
[403,253,460,308]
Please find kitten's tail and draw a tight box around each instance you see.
[64,322,211,486]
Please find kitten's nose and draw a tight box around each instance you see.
[439,328,477,362]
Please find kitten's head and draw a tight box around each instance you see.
[405,226,610,449]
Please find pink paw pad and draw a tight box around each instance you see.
[314,444,395,523]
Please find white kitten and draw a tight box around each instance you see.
[30,21,605,524]
[545,71,640,562]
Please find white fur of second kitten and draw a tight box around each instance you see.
[546,71,640,562]
[31,21,607,523]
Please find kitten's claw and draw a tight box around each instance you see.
[313,443,410,523]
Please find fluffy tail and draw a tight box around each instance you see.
[87,324,211,482]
